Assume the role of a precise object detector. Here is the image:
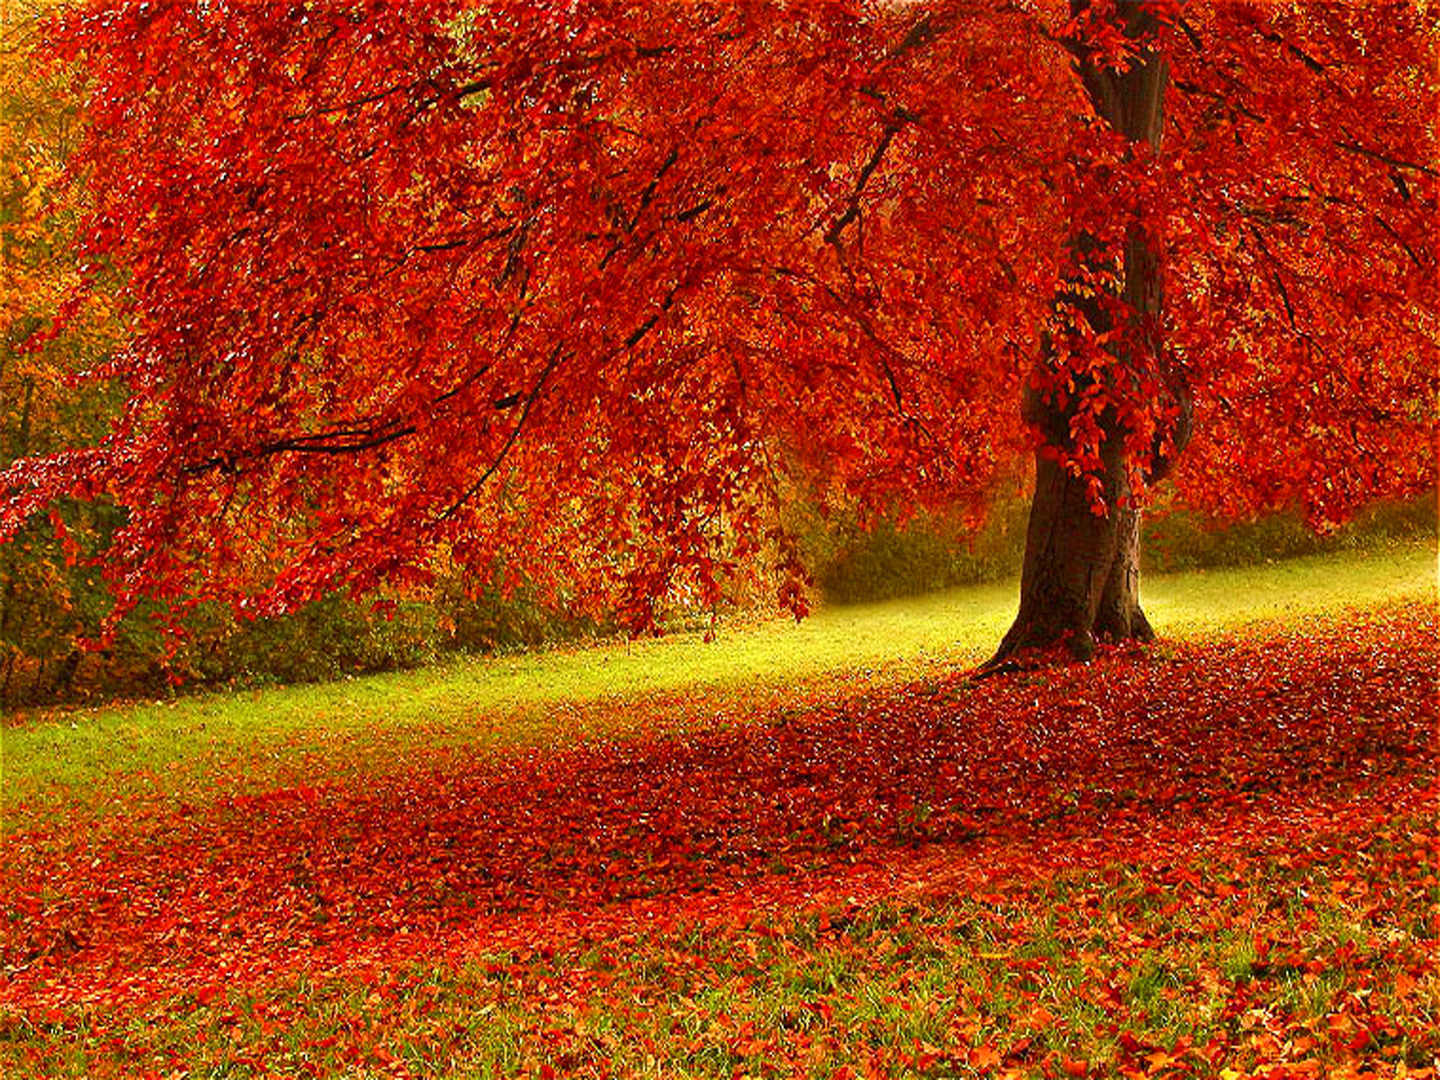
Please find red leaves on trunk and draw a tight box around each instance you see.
[3,603,1434,1014]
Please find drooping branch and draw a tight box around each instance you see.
[1332,136,1439,178]
[434,341,567,525]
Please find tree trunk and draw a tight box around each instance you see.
[991,0,1187,666]
[996,441,1151,663]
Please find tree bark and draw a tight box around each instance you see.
[991,0,1188,666]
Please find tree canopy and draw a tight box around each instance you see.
[2,0,1435,633]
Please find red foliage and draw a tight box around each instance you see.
[1,1,1435,620]
[3,603,1434,1014]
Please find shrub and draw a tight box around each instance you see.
[811,499,1030,606]
[1141,493,1436,573]
[809,491,1435,606]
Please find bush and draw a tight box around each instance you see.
[434,576,608,655]
[809,491,1435,607]
[1141,494,1436,573]
[182,595,443,687]
[811,499,1030,606]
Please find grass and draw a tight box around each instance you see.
[2,540,1433,825]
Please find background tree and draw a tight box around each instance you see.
[0,0,127,698]
[2,0,1435,659]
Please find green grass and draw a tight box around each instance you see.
[3,540,1433,823]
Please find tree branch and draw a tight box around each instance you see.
[1332,136,1439,178]
[824,118,905,247]
[435,342,566,524]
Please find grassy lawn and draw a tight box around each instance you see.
[3,541,1432,822]
[1,541,1436,1078]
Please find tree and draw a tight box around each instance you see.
[999,0,1183,662]
[0,0,126,697]
[2,0,1435,659]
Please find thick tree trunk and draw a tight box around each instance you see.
[996,443,1151,662]
[991,1,1185,666]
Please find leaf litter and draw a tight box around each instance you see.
[1,602,1435,1077]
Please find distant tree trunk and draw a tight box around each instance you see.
[992,0,1190,665]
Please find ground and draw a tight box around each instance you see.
[1,544,1436,1079]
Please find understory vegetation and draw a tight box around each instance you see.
[2,493,1432,709]
[810,493,1435,606]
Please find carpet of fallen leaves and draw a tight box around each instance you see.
[2,602,1437,1078]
